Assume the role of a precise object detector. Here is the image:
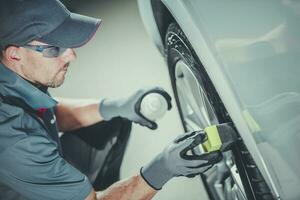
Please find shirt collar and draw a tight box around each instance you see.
[0,62,57,109]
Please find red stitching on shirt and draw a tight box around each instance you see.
[37,108,47,118]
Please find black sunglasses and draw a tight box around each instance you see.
[22,44,68,58]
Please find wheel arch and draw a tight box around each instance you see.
[138,0,211,58]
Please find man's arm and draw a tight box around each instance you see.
[85,175,157,200]
[55,88,172,132]
[55,97,103,132]
[83,131,222,200]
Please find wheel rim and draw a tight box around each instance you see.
[175,60,219,131]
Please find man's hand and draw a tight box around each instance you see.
[99,87,172,130]
[140,131,223,190]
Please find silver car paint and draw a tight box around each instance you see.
[137,0,164,54]
[139,0,300,199]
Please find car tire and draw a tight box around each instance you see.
[165,22,274,200]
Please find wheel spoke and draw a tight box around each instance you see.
[176,80,203,128]
[175,61,219,130]
[199,86,219,125]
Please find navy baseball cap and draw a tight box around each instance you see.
[0,0,102,50]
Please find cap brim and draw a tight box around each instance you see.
[39,13,101,48]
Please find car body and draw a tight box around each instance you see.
[138,0,300,199]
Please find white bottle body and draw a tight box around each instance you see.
[140,93,168,121]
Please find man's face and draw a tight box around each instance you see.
[18,41,76,88]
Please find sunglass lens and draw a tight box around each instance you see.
[44,47,67,58]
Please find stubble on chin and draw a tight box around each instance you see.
[47,64,69,88]
[48,76,65,88]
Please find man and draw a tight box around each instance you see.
[0,0,222,199]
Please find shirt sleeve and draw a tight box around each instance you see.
[0,135,93,200]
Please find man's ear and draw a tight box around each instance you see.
[4,46,21,62]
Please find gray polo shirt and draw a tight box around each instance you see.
[0,62,92,200]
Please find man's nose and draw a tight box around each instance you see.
[62,48,77,62]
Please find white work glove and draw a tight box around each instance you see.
[140,131,222,190]
[99,87,172,130]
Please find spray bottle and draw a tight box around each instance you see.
[140,93,168,121]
